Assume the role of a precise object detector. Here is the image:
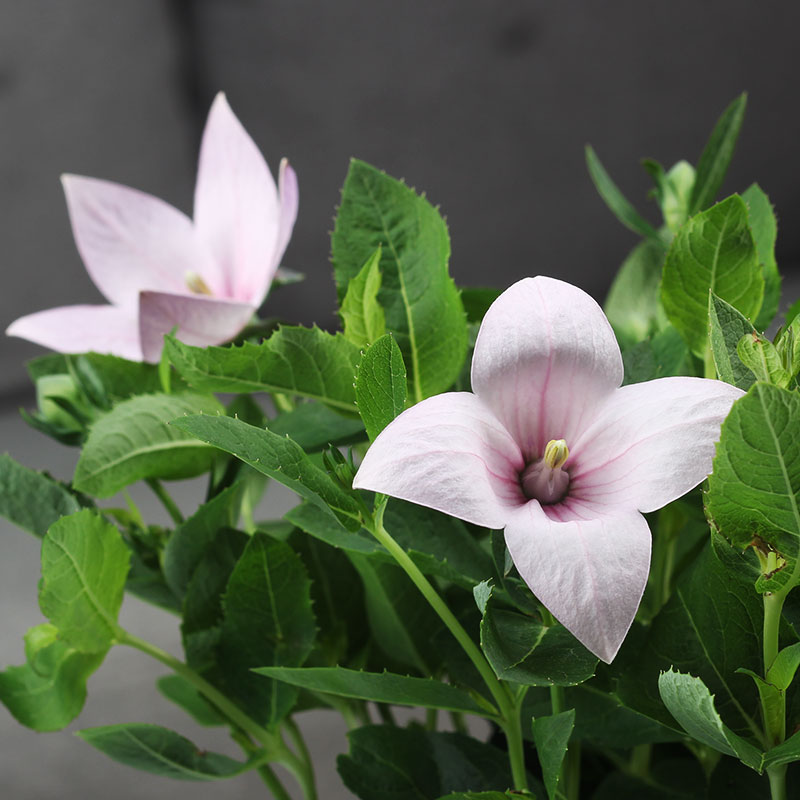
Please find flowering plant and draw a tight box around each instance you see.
[2,92,800,800]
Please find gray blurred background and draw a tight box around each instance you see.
[2,1,800,797]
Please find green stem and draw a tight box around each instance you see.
[767,764,788,800]
[283,717,318,800]
[565,740,581,800]
[629,744,651,778]
[231,729,293,800]
[145,478,184,525]
[703,345,717,380]
[762,589,787,748]
[272,392,295,413]
[364,502,527,791]
[426,708,438,731]
[120,632,310,798]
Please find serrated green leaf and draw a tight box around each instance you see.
[585,145,662,241]
[0,454,81,537]
[156,675,225,727]
[355,334,407,441]
[658,669,764,771]
[532,709,575,800]
[39,510,130,652]
[171,413,362,530]
[708,293,757,389]
[256,666,492,716]
[218,533,316,725]
[737,334,791,387]
[742,184,781,331]
[341,247,386,347]
[77,723,251,780]
[615,536,763,739]
[604,239,666,345]
[165,326,361,413]
[0,625,105,731]
[332,159,467,402]
[688,93,747,215]
[661,195,764,356]
[73,393,224,497]
[706,384,800,548]
[481,601,597,686]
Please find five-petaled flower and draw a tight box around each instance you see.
[7,92,298,362]
[353,276,743,662]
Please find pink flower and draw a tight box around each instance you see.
[7,93,298,362]
[353,277,742,662]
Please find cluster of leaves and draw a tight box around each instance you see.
[1,95,800,800]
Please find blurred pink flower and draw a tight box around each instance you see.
[354,276,743,662]
[8,93,298,362]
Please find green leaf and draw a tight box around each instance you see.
[218,533,316,725]
[460,288,501,324]
[165,326,362,413]
[737,334,791,387]
[156,675,225,726]
[171,413,362,530]
[763,729,800,770]
[355,333,408,441]
[615,537,763,738]
[532,709,575,800]
[337,725,518,800]
[742,184,781,331]
[256,666,492,716]
[661,195,764,356]
[585,145,661,241]
[622,326,690,386]
[658,160,696,233]
[77,723,251,780]
[658,669,763,771]
[0,454,81,537]
[0,624,105,731]
[767,643,800,691]
[331,159,468,402]
[341,247,387,347]
[708,293,757,389]
[266,402,365,452]
[162,482,246,598]
[39,510,130,652]
[73,393,224,497]
[604,239,666,345]
[688,93,747,215]
[480,598,597,686]
[437,794,516,800]
[706,384,800,549]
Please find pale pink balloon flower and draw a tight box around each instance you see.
[7,93,298,362]
[353,276,743,662]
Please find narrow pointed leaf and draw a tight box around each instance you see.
[658,670,763,771]
[585,145,662,241]
[332,159,467,402]
[767,643,800,691]
[708,293,756,389]
[171,414,362,530]
[532,709,576,800]
[39,510,130,652]
[156,675,225,726]
[355,333,408,441]
[165,326,361,413]
[0,454,81,537]
[73,393,224,496]
[661,195,763,356]
[341,247,386,347]
[742,184,780,331]
[255,666,492,716]
[77,723,251,780]
[688,93,747,215]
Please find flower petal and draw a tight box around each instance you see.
[471,276,623,462]
[7,305,142,360]
[193,92,281,306]
[504,502,651,663]
[275,158,299,269]
[62,174,216,308]
[138,291,255,363]
[570,377,744,513]
[353,393,525,528]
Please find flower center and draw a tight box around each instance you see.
[520,438,570,504]
[185,271,213,295]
